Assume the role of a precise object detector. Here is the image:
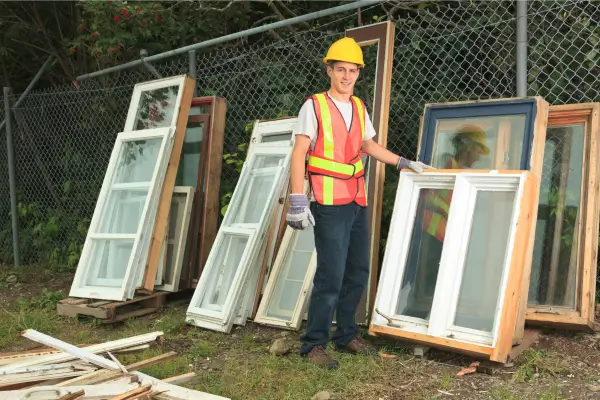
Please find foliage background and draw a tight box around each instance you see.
[0,0,598,298]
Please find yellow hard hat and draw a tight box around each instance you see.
[323,37,365,68]
[453,125,490,155]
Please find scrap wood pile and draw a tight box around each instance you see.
[0,329,228,400]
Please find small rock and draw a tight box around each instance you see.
[269,338,290,356]
[202,365,209,370]
[280,331,290,337]
[587,385,600,392]
[311,391,342,400]
[6,275,17,284]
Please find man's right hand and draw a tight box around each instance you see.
[286,194,315,230]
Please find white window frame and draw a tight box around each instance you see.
[70,127,175,301]
[371,171,529,351]
[123,75,189,132]
[186,144,292,332]
[254,225,317,329]
[232,118,297,325]
[156,186,195,292]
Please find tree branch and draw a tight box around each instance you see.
[196,0,238,13]
[275,0,311,29]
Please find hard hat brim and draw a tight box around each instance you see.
[323,57,365,69]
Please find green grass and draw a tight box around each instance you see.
[513,349,567,383]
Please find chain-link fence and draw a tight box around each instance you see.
[0,1,598,298]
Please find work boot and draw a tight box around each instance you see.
[335,336,377,355]
[305,345,339,369]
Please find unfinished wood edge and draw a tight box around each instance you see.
[199,96,227,272]
[143,76,196,291]
[251,206,279,319]
[369,324,493,359]
[416,115,424,160]
[491,171,537,363]
[424,96,541,109]
[582,103,600,323]
[525,313,593,331]
[162,372,196,385]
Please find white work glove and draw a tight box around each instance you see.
[396,156,433,174]
[286,194,315,230]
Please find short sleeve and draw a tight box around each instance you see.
[293,99,318,144]
[363,109,377,142]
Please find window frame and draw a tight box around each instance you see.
[254,225,317,329]
[345,21,396,324]
[156,186,195,293]
[525,102,600,329]
[370,170,536,363]
[186,144,292,332]
[69,126,175,301]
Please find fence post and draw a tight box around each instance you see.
[516,0,528,97]
[3,87,20,268]
[189,50,197,97]
[140,49,162,79]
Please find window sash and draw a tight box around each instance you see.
[372,171,528,351]
[69,127,174,301]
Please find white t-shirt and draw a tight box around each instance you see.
[293,95,376,150]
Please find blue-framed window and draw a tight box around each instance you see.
[418,99,538,170]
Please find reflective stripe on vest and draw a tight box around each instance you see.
[307,154,364,179]
[307,92,367,206]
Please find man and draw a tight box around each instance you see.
[285,37,431,369]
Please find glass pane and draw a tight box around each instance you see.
[254,154,285,169]
[189,105,210,116]
[234,172,276,225]
[528,124,584,308]
[163,195,187,285]
[133,86,180,130]
[86,239,134,286]
[262,132,292,143]
[453,190,516,332]
[99,189,148,234]
[200,234,249,311]
[265,227,315,320]
[431,115,527,170]
[395,188,452,320]
[115,138,163,183]
[176,123,204,188]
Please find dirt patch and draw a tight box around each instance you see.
[0,265,73,307]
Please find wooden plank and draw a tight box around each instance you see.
[58,389,85,400]
[57,351,177,387]
[108,383,152,400]
[102,308,159,324]
[143,76,196,291]
[162,372,196,385]
[57,302,110,319]
[509,329,541,360]
[251,202,279,319]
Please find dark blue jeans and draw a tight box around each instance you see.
[299,201,370,355]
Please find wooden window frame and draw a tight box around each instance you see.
[182,96,227,289]
[526,103,600,329]
[137,75,195,292]
[186,145,292,332]
[415,96,550,341]
[345,21,395,323]
[69,127,175,301]
[369,170,536,363]
[156,186,195,293]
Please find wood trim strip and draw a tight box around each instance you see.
[142,76,196,291]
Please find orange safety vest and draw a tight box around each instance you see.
[422,157,459,242]
[306,92,368,206]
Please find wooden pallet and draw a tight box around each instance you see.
[57,290,192,323]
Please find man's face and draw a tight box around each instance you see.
[327,61,360,96]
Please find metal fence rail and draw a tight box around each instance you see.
[0,0,598,298]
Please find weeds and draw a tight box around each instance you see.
[513,349,567,382]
